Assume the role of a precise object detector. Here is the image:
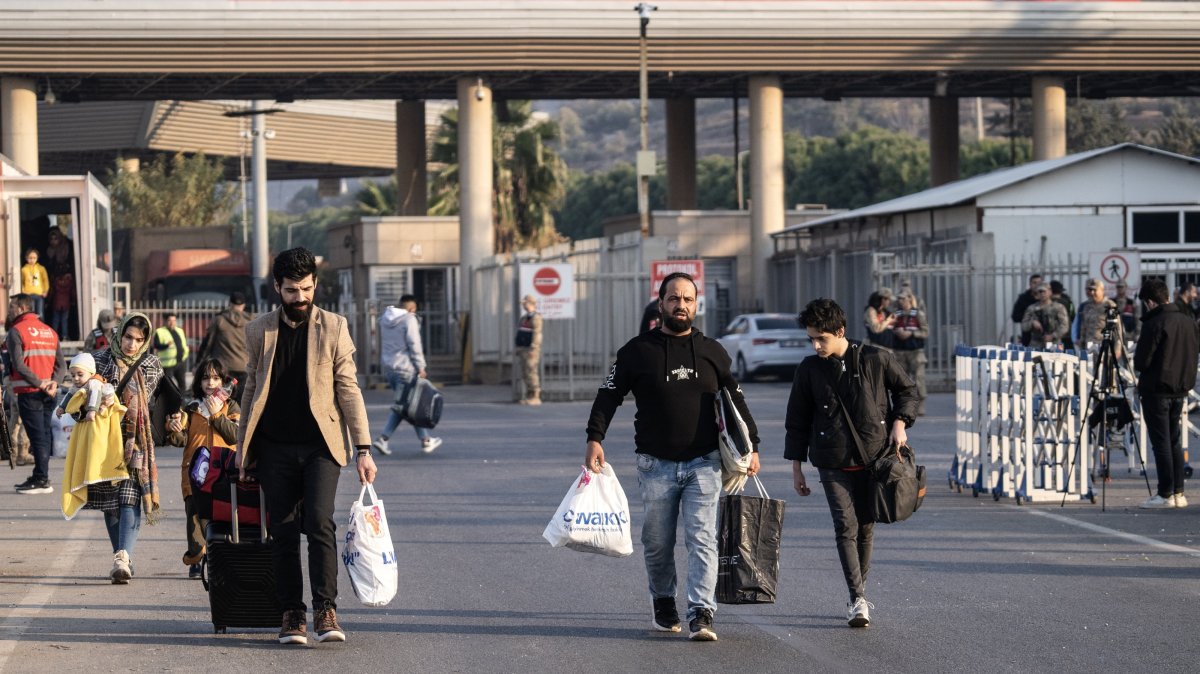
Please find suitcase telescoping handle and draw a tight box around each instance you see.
[229,481,270,544]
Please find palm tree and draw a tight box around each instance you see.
[428,100,568,253]
[355,177,398,216]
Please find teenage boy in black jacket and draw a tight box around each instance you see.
[1134,279,1199,509]
[785,298,918,628]
[586,272,759,643]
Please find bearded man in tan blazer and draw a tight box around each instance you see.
[236,247,377,646]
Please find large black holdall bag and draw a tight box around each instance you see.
[405,378,444,429]
[202,482,280,633]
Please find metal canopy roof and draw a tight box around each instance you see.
[4,1,1200,101]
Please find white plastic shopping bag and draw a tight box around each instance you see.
[342,484,398,606]
[51,412,74,458]
[542,463,633,558]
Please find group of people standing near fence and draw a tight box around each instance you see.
[1008,274,1194,511]
[863,282,929,416]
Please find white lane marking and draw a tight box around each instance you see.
[0,517,91,669]
[1014,506,1200,558]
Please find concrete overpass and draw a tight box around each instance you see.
[4,0,1200,304]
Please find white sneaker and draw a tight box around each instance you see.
[111,550,132,584]
[1140,494,1173,509]
[847,597,873,628]
[422,437,442,454]
[372,437,392,456]
[1174,493,1188,508]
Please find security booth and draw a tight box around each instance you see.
[0,158,113,341]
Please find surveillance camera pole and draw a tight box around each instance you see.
[636,3,656,236]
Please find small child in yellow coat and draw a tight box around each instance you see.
[59,352,127,519]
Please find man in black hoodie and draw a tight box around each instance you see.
[785,298,918,628]
[1134,279,1198,509]
[586,272,759,643]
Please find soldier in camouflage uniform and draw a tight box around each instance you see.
[1075,278,1125,357]
[1021,283,1070,349]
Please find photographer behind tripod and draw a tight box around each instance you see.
[1133,278,1198,509]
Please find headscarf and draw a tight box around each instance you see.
[110,311,154,366]
[108,311,161,522]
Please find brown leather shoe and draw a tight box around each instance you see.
[278,609,307,645]
[314,602,345,643]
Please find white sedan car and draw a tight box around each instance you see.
[718,313,814,382]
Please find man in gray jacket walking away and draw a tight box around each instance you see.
[196,291,251,402]
[372,294,441,456]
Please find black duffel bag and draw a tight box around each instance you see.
[869,444,926,524]
[716,475,785,604]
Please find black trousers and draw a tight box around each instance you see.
[255,440,342,612]
[818,467,875,601]
[1140,395,1186,498]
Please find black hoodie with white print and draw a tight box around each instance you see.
[586,328,759,462]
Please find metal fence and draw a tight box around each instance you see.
[470,233,652,401]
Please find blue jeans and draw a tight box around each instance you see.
[381,371,431,442]
[50,309,70,338]
[104,505,142,555]
[17,392,54,482]
[636,450,722,620]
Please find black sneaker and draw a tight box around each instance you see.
[688,608,717,641]
[16,478,52,494]
[188,564,203,580]
[278,609,308,645]
[314,601,345,643]
[651,597,681,633]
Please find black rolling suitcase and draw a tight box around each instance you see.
[201,482,280,633]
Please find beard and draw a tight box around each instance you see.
[662,310,693,333]
[283,300,312,323]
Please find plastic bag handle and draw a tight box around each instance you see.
[357,483,380,506]
[749,473,770,500]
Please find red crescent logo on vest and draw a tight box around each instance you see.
[28,327,40,337]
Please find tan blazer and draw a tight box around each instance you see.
[237,306,371,468]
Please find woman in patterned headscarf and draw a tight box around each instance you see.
[86,312,164,584]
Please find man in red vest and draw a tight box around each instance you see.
[8,294,64,494]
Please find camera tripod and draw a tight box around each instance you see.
[1063,318,1153,511]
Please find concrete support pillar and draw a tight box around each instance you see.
[665,97,696,210]
[457,77,493,312]
[395,100,427,216]
[0,77,39,175]
[929,97,960,187]
[1032,75,1067,160]
[749,75,785,312]
[119,157,140,173]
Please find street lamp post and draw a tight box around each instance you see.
[635,3,657,236]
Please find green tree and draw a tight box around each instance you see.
[1068,100,1135,152]
[1150,103,1200,157]
[106,152,237,229]
[429,100,569,252]
[789,126,929,209]
[960,138,1034,177]
[355,177,399,216]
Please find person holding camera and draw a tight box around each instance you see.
[1021,283,1070,349]
[890,289,928,416]
[1075,278,1125,357]
[1133,279,1198,509]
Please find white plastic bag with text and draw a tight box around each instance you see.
[543,463,633,558]
[342,484,398,606]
